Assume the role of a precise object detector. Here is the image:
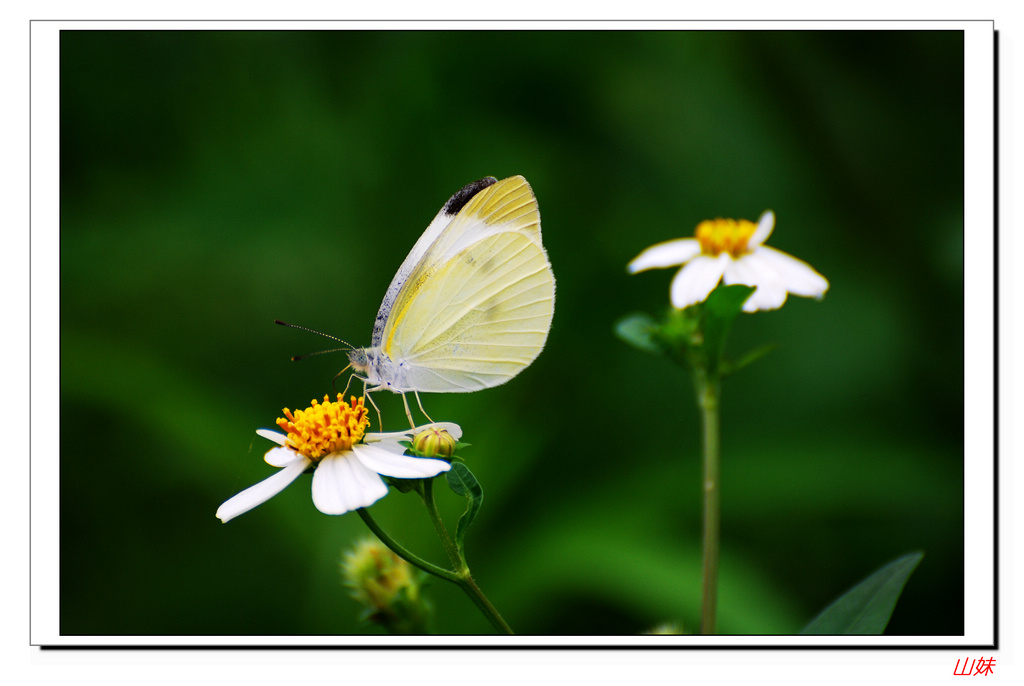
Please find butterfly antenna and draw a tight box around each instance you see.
[275,319,357,362]
[275,320,355,349]
[292,347,354,362]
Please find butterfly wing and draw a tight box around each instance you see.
[371,177,500,347]
[376,176,555,392]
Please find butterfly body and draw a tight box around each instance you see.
[348,175,555,403]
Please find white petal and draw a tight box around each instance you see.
[670,254,728,309]
[366,421,463,443]
[367,439,411,456]
[215,456,311,523]
[627,239,702,273]
[256,429,288,446]
[721,259,757,311]
[754,246,829,297]
[749,210,775,248]
[726,253,788,312]
[365,430,412,442]
[352,443,452,478]
[311,452,389,515]
[722,256,752,287]
[264,445,300,468]
[743,285,788,313]
[418,422,463,441]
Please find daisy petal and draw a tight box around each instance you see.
[749,210,775,248]
[743,286,788,313]
[755,246,829,297]
[256,429,288,446]
[216,456,311,523]
[670,254,729,309]
[420,422,462,440]
[367,440,410,456]
[365,430,413,442]
[727,253,788,312]
[311,453,389,515]
[264,445,300,468]
[628,239,702,273]
[367,421,463,443]
[722,258,758,311]
[352,443,452,479]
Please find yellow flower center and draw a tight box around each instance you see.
[695,218,757,258]
[276,394,370,462]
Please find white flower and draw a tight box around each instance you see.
[628,210,829,312]
[216,395,455,523]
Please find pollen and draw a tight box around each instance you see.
[695,218,757,258]
[276,394,370,462]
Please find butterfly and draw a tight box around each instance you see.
[346,175,555,428]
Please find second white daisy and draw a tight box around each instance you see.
[216,394,455,523]
[628,210,829,312]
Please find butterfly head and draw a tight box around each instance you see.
[347,348,372,375]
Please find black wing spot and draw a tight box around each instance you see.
[443,177,498,216]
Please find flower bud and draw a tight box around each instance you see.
[341,538,431,633]
[645,621,685,634]
[412,426,457,459]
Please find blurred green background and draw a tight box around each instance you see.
[59,30,964,636]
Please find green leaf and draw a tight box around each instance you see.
[614,312,662,354]
[800,551,924,635]
[658,306,701,347]
[383,476,422,494]
[616,288,754,374]
[445,462,483,554]
[701,284,755,375]
[720,343,776,377]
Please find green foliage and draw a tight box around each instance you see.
[719,343,776,378]
[801,552,924,634]
[699,285,756,375]
[445,462,484,555]
[383,476,421,494]
[614,285,757,377]
[614,312,662,355]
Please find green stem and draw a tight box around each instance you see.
[696,368,721,635]
[355,507,459,583]
[421,478,514,635]
[458,573,514,635]
[421,478,464,570]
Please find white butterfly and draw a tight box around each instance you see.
[347,175,555,427]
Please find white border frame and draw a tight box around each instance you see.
[31,19,995,649]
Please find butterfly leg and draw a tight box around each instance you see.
[365,392,384,432]
[413,390,435,423]
[331,363,354,394]
[348,374,383,431]
[340,372,357,398]
[400,392,416,429]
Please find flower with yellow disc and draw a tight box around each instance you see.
[628,210,828,312]
[216,395,457,523]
